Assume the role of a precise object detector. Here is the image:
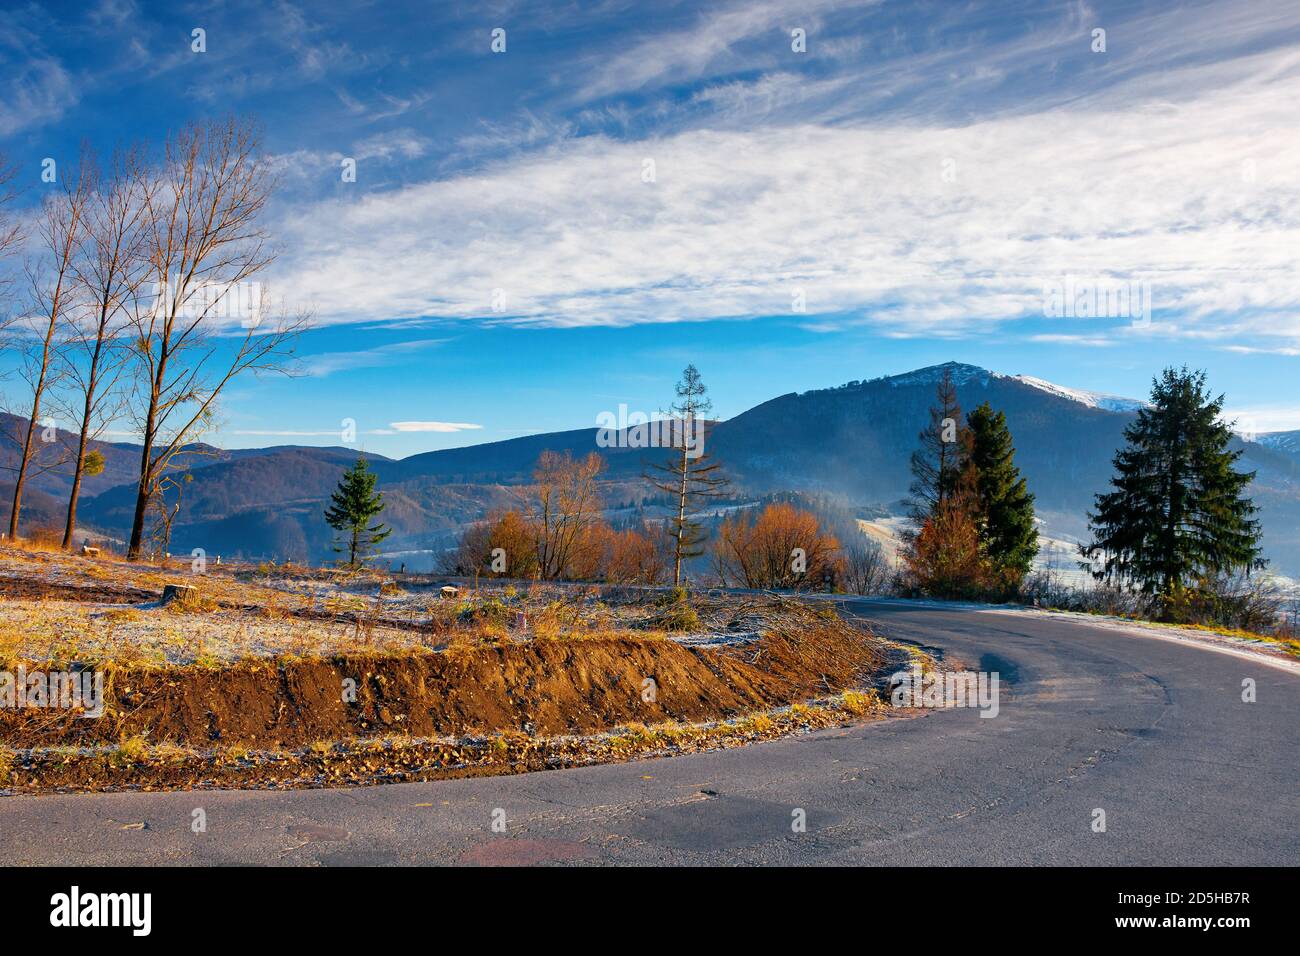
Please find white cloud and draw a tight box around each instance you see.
[574,0,855,102]
[272,66,1300,346]
[1224,407,1300,434]
[258,1,1300,351]
[301,338,447,377]
[1221,345,1300,357]
[352,129,431,162]
[388,421,483,433]
[0,52,76,136]
[230,429,346,437]
[1029,334,1116,347]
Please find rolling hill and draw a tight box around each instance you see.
[5,363,1298,576]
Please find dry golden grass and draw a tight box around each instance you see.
[0,543,692,666]
[0,543,887,676]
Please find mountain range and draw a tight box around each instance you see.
[4,362,1298,577]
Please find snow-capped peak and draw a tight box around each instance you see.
[1004,374,1146,413]
[857,363,1146,413]
[1256,431,1300,454]
[879,362,991,388]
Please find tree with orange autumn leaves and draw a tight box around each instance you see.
[445,450,669,584]
[712,501,842,590]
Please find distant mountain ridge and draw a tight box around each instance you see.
[1258,430,1300,458]
[5,362,1298,576]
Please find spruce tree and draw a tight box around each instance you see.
[967,402,1038,582]
[1084,367,1263,605]
[906,365,973,527]
[324,456,392,566]
[902,368,986,596]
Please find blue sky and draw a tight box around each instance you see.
[2,0,1298,457]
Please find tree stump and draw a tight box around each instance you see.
[161,583,197,606]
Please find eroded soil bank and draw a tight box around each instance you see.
[1,607,916,793]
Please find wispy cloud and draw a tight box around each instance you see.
[301,338,448,377]
[1221,345,1300,357]
[1029,334,1116,347]
[388,421,483,433]
[573,0,855,102]
[1224,406,1300,433]
[0,17,77,135]
[272,59,1300,346]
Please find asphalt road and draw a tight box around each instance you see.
[2,600,1296,866]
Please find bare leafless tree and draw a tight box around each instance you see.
[532,449,605,579]
[57,145,154,549]
[5,154,91,539]
[0,153,24,313]
[125,117,305,559]
[842,539,892,595]
[0,153,25,471]
[148,470,193,559]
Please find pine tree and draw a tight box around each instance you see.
[902,368,986,596]
[1083,368,1263,608]
[967,402,1038,583]
[324,456,392,567]
[906,366,973,529]
[645,364,729,586]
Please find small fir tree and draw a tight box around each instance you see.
[324,456,392,567]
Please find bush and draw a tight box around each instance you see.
[1022,569,1291,634]
[900,499,995,599]
[657,586,689,606]
[1159,574,1284,630]
[712,502,842,590]
[653,588,700,631]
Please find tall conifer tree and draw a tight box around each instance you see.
[1084,368,1263,603]
[645,365,729,586]
[967,401,1038,582]
[906,365,973,528]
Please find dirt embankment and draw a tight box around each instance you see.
[1,614,891,751]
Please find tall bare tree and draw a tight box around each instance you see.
[0,154,23,312]
[645,364,729,586]
[59,146,153,549]
[125,117,303,559]
[0,153,26,456]
[6,155,91,539]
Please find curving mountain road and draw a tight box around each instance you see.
[2,600,1296,866]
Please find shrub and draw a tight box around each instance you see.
[653,592,700,632]
[900,499,995,599]
[712,502,842,590]
[840,690,879,716]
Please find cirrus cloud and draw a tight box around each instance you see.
[271,50,1300,350]
[388,421,483,433]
